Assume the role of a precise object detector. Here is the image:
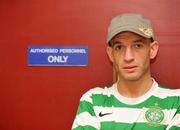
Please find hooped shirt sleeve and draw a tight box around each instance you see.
[166,96,180,130]
[71,89,100,130]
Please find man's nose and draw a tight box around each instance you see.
[123,48,134,62]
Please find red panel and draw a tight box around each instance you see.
[0,0,180,129]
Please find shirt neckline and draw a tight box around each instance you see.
[111,79,159,105]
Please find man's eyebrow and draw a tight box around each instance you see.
[133,39,144,43]
[112,41,122,45]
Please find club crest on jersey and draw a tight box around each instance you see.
[144,103,165,126]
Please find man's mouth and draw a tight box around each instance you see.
[123,66,137,72]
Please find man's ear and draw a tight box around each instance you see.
[150,41,159,59]
[106,46,114,62]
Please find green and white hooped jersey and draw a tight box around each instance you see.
[72,80,180,130]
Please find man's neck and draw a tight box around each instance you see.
[117,76,153,98]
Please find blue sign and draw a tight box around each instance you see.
[28,46,88,66]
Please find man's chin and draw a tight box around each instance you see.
[120,74,141,81]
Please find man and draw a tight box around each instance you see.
[72,13,180,130]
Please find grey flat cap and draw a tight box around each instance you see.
[107,13,154,44]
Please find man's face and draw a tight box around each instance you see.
[107,32,159,81]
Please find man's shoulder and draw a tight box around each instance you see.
[158,85,180,91]
[82,85,114,97]
[80,85,114,103]
[156,85,180,97]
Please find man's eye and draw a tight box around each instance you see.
[134,43,143,48]
[113,44,123,50]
